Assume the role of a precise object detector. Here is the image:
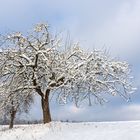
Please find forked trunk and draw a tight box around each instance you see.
[41,89,51,123]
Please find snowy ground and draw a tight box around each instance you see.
[0,121,140,140]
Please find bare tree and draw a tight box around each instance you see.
[0,23,136,124]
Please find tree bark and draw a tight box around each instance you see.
[9,109,16,129]
[32,54,51,123]
[41,89,51,123]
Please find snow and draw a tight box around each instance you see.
[0,121,140,140]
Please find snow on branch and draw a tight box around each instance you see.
[0,23,136,112]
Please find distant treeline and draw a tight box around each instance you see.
[0,119,87,125]
[0,119,43,125]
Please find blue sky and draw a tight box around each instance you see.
[0,0,140,121]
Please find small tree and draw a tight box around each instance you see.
[0,85,33,129]
[0,23,136,124]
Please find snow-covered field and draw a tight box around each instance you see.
[0,121,140,140]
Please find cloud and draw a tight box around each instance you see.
[93,0,140,58]
[113,104,140,120]
[1,0,140,59]
[48,103,140,122]
[57,0,140,60]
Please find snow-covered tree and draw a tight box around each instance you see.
[0,23,136,124]
[0,46,34,128]
[0,82,33,129]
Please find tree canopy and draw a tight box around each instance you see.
[0,23,136,127]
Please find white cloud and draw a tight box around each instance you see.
[50,99,140,121]
[1,0,140,59]
[49,0,140,61]
[93,0,140,57]
[115,104,140,120]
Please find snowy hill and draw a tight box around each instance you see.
[0,121,140,140]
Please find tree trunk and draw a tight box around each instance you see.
[41,89,51,123]
[9,109,16,129]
